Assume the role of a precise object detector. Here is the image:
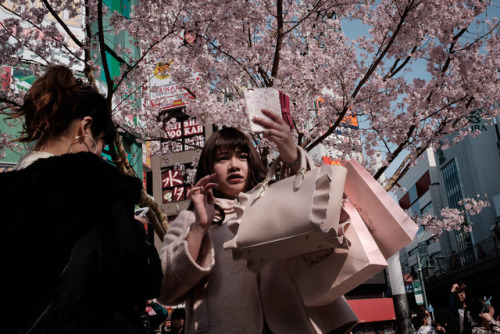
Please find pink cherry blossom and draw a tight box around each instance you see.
[1,0,499,235]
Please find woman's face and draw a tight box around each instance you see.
[212,148,249,199]
[171,318,184,329]
[455,290,466,303]
[424,311,430,325]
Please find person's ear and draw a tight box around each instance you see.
[79,116,93,136]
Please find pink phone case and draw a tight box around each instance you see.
[244,88,282,133]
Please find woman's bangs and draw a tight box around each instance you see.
[213,128,250,155]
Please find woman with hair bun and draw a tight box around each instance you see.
[0,65,162,334]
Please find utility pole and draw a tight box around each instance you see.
[416,254,429,311]
[387,253,414,334]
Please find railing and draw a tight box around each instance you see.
[425,236,500,280]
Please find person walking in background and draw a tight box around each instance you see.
[163,309,186,334]
[448,282,472,334]
[158,111,358,333]
[0,65,162,334]
[415,309,438,334]
[141,299,169,333]
[469,297,500,333]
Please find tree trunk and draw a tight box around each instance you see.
[113,134,169,239]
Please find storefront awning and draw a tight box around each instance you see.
[347,298,396,323]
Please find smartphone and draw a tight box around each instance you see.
[244,88,282,133]
[244,88,293,132]
[134,207,149,217]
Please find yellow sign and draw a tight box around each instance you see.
[315,97,359,129]
[154,61,172,80]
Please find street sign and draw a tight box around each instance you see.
[403,273,413,284]
[429,304,434,312]
[412,280,424,305]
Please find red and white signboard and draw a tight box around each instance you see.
[148,61,199,110]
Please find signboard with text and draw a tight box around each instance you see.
[163,118,205,153]
[412,280,424,305]
[161,165,192,203]
[149,60,199,110]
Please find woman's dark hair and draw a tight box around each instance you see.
[454,282,468,302]
[414,310,428,329]
[469,297,489,324]
[171,308,186,320]
[11,65,116,148]
[194,127,267,194]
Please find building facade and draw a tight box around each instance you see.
[397,114,500,312]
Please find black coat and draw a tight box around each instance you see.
[0,152,162,334]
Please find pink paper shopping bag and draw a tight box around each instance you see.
[344,159,418,259]
[287,201,387,306]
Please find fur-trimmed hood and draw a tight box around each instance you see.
[0,152,142,250]
[0,152,152,333]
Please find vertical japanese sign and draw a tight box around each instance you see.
[161,167,192,203]
[0,66,12,92]
[143,141,152,169]
[412,280,424,305]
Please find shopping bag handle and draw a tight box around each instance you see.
[260,146,315,192]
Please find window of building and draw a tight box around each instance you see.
[442,159,463,209]
[410,200,421,218]
[442,159,473,252]
[399,171,431,210]
[420,202,434,216]
[408,185,418,204]
[408,247,419,257]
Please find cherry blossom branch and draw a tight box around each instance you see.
[113,73,155,112]
[353,1,415,98]
[374,23,477,182]
[283,0,327,34]
[84,0,96,85]
[418,196,490,235]
[0,21,51,65]
[306,1,415,152]
[113,28,178,93]
[455,20,500,53]
[206,39,259,87]
[0,4,83,62]
[40,0,83,47]
[384,45,418,80]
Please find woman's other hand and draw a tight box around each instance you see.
[190,173,218,229]
[479,311,493,322]
[186,174,218,262]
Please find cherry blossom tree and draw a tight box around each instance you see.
[418,196,491,236]
[1,0,499,238]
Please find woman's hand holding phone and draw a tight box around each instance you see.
[252,109,298,166]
